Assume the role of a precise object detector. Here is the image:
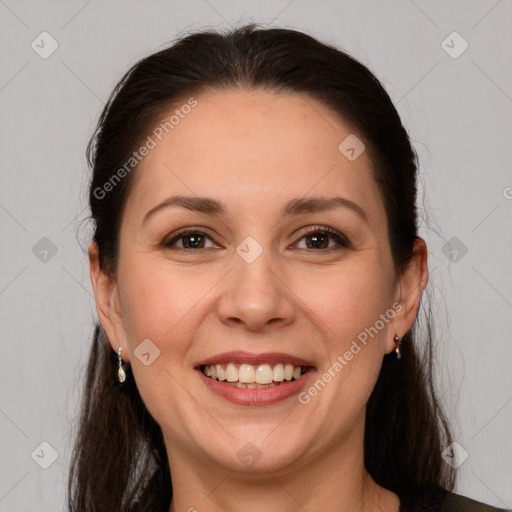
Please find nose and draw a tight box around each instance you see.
[216,246,296,333]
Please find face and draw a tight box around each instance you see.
[90,88,425,476]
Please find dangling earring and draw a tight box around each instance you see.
[117,346,126,383]
[394,335,403,360]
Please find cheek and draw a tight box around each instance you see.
[117,262,201,430]
[293,257,393,406]
[295,257,393,346]
[118,257,204,343]
[309,261,394,402]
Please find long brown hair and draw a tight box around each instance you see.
[68,23,456,511]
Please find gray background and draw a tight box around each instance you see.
[1,1,511,510]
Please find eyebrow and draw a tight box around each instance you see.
[140,194,369,227]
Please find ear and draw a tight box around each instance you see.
[88,241,130,362]
[386,237,428,354]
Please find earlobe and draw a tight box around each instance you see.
[387,238,428,352]
[88,241,129,361]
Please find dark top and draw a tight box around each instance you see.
[399,489,510,511]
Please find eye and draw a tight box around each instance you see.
[162,229,217,253]
[293,226,350,252]
[162,226,350,254]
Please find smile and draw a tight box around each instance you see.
[201,363,307,388]
[197,364,313,406]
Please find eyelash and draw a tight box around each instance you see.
[162,226,350,254]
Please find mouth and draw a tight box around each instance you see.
[199,362,309,389]
[195,357,315,405]
[194,351,316,405]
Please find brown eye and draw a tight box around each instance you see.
[295,227,350,251]
[162,226,350,254]
[163,230,216,252]
[304,232,330,249]
[178,233,206,249]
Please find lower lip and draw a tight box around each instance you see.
[197,368,314,406]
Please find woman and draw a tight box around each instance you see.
[68,24,509,512]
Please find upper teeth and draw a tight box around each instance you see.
[203,363,305,384]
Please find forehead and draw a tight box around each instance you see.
[125,88,385,226]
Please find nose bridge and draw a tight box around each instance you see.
[217,236,295,330]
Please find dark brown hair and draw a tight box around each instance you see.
[69,23,456,511]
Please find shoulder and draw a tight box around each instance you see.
[401,488,510,512]
[441,492,510,512]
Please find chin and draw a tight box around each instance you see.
[202,434,309,475]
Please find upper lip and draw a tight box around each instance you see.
[195,351,315,368]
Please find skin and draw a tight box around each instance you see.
[89,88,428,512]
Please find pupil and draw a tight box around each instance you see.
[308,234,327,249]
[184,234,203,248]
